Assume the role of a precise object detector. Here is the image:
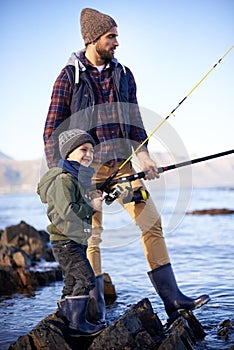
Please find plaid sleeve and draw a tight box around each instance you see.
[43,70,71,168]
[126,68,148,153]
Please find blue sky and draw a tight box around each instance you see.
[1,0,233,160]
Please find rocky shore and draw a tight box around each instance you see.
[8,298,208,350]
[0,221,62,294]
[1,221,234,349]
[0,221,117,301]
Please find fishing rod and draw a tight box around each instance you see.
[98,45,234,193]
[103,149,234,204]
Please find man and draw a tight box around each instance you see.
[44,8,210,323]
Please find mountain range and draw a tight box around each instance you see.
[0,151,233,194]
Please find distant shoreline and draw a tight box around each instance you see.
[0,153,233,194]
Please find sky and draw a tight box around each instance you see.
[1,0,234,161]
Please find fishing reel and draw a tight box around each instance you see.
[123,187,150,204]
[104,184,150,205]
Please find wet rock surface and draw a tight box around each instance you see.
[2,222,234,349]
[8,298,209,350]
[0,221,63,294]
[0,222,117,301]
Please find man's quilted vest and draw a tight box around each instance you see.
[64,63,131,139]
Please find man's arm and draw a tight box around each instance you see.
[44,70,71,168]
[126,68,159,180]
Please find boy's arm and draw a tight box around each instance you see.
[51,175,94,223]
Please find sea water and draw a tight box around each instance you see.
[0,187,233,349]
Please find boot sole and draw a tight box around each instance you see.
[193,295,210,309]
[167,295,211,323]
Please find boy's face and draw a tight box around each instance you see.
[67,142,94,167]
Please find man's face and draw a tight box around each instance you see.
[95,27,119,60]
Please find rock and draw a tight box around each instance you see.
[186,208,234,215]
[217,319,233,340]
[1,221,52,261]
[0,266,22,293]
[0,222,117,299]
[9,298,206,350]
[13,250,31,268]
[16,268,39,289]
[0,264,63,293]
[103,272,117,303]
[0,222,62,294]
[89,298,163,350]
[0,245,32,268]
[158,310,206,349]
[8,310,71,350]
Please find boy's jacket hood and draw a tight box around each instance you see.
[37,168,63,204]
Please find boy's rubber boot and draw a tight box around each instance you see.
[89,274,106,324]
[148,263,210,320]
[57,298,67,318]
[64,296,106,337]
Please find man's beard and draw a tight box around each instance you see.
[96,43,114,60]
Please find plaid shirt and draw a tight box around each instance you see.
[44,52,148,168]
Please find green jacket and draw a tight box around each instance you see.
[37,168,94,245]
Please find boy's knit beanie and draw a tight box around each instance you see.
[59,129,95,159]
[80,8,117,44]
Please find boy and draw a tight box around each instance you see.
[37,129,105,337]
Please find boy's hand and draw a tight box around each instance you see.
[90,190,103,211]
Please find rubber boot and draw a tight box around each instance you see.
[89,275,106,324]
[64,296,105,337]
[57,298,67,319]
[148,263,210,320]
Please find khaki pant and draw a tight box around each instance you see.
[87,162,170,276]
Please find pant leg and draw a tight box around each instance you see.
[116,164,171,270]
[52,240,96,296]
[121,196,170,269]
[89,162,170,273]
[87,163,116,276]
[87,212,103,276]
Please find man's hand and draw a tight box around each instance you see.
[137,151,160,180]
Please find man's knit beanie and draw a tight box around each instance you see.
[59,129,95,159]
[80,8,117,44]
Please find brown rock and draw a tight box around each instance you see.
[8,311,71,350]
[89,298,163,349]
[158,310,206,349]
[13,250,31,268]
[17,268,39,288]
[0,245,12,266]
[0,221,63,294]
[217,319,233,340]
[0,266,22,293]
[0,245,31,268]
[1,221,50,260]
[103,272,117,303]
[8,298,207,350]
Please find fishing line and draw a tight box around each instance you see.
[119,45,234,171]
[98,45,234,192]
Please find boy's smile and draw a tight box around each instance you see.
[67,143,94,167]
